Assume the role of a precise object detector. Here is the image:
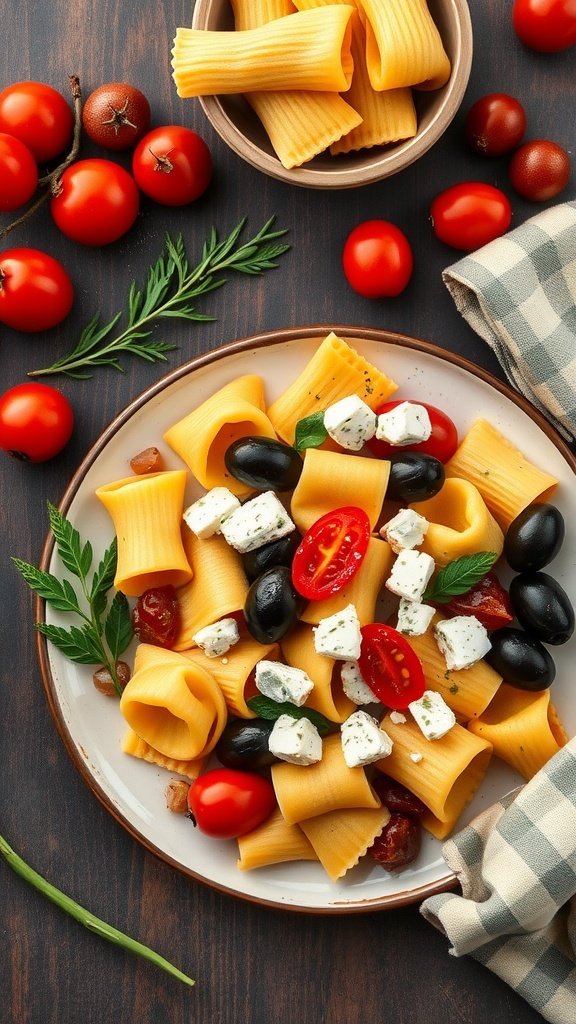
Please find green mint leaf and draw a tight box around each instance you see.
[104,592,133,661]
[12,559,81,614]
[247,696,335,736]
[293,411,328,452]
[90,539,118,619]
[424,551,499,603]
[36,622,105,665]
[47,502,93,583]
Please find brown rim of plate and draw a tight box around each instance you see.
[36,325,576,914]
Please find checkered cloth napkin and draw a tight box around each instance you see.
[421,738,576,1023]
[442,199,576,443]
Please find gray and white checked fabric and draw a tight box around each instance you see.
[443,200,576,443]
[421,737,576,1024]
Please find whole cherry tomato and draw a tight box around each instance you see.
[367,400,458,463]
[342,220,413,298]
[132,586,180,648]
[358,623,426,710]
[508,139,571,201]
[0,248,74,332]
[0,383,74,462]
[82,82,151,151]
[132,126,213,206]
[441,571,514,631]
[0,81,73,162]
[464,93,527,157]
[187,768,276,839]
[513,0,576,52]
[50,159,140,246]
[291,506,371,600]
[0,133,38,212]
[430,182,513,251]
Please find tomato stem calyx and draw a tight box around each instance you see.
[149,147,174,175]
[101,97,137,133]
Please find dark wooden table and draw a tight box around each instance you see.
[1,2,574,1022]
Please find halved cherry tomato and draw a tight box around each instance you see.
[366,400,458,463]
[358,624,425,709]
[291,506,370,600]
[187,768,276,839]
[441,571,513,631]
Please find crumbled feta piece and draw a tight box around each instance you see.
[313,603,362,661]
[389,711,407,725]
[268,714,322,766]
[385,550,435,602]
[255,660,314,707]
[340,710,393,767]
[380,508,429,553]
[193,617,240,658]
[220,490,295,553]
[183,487,240,539]
[375,401,432,446]
[409,751,423,764]
[397,598,435,637]
[434,615,491,671]
[323,395,377,451]
[340,661,376,705]
[408,689,456,741]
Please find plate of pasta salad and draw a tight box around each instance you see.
[36,326,576,912]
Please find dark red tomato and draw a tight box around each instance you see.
[442,571,514,631]
[371,774,427,818]
[0,383,74,462]
[0,248,74,332]
[465,93,527,157]
[187,768,276,839]
[50,159,139,246]
[513,0,576,52]
[370,813,422,871]
[0,133,38,211]
[132,585,180,648]
[366,400,458,463]
[82,83,151,151]
[431,183,513,251]
[132,126,213,206]
[358,624,425,710]
[508,139,571,201]
[291,506,370,600]
[342,220,413,298]
[0,81,74,162]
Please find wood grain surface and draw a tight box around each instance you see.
[1,2,573,1022]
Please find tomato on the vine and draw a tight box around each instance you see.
[358,624,426,710]
[464,93,526,157]
[187,768,276,839]
[0,133,38,212]
[342,220,413,298]
[0,248,74,332]
[0,81,73,162]
[0,383,74,462]
[50,158,139,245]
[82,82,151,151]
[291,506,371,600]
[132,126,213,206]
[508,139,571,201]
[367,401,458,463]
[430,182,513,251]
[512,0,576,52]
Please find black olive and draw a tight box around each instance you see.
[244,565,306,644]
[504,503,564,571]
[242,530,302,582]
[484,627,556,690]
[509,571,574,646]
[215,718,277,769]
[387,452,445,502]
[225,436,303,492]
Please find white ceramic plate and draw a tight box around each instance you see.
[38,327,576,913]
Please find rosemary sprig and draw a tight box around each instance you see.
[13,502,132,695]
[29,216,290,379]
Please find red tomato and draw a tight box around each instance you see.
[513,0,576,52]
[464,94,527,157]
[0,81,73,162]
[0,383,74,462]
[366,401,458,463]
[187,768,276,839]
[0,133,38,211]
[82,83,151,151]
[291,506,371,600]
[0,248,74,332]
[358,624,425,710]
[50,159,139,246]
[342,220,413,298]
[132,126,213,206]
[430,183,513,251]
[132,586,180,648]
[441,571,514,631]
[508,139,571,201]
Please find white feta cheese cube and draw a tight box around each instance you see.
[313,603,362,661]
[255,660,314,706]
[340,710,393,767]
[340,661,376,705]
[268,714,322,766]
[380,508,429,553]
[385,550,435,602]
[396,598,435,637]
[323,395,377,451]
[434,615,492,670]
[375,401,432,446]
[183,487,240,539]
[193,617,240,658]
[409,751,423,764]
[220,490,295,553]
[408,689,456,741]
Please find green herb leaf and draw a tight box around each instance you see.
[247,695,335,736]
[104,591,133,662]
[47,502,92,582]
[11,559,81,614]
[293,411,328,452]
[90,539,118,619]
[424,551,499,603]
[36,622,105,665]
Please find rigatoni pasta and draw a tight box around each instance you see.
[358,0,451,90]
[410,477,504,566]
[468,684,568,780]
[290,447,390,533]
[173,529,249,651]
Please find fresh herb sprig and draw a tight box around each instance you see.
[12,502,132,695]
[247,695,335,736]
[293,410,328,452]
[424,551,498,603]
[29,216,290,379]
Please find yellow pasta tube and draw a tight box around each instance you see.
[300,805,390,880]
[172,7,355,97]
[290,448,390,533]
[183,638,281,718]
[281,624,355,722]
[267,332,397,444]
[410,477,504,567]
[95,471,192,597]
[173,529,249,651]
[122,728,207,779]
[237,808,318,870]
[358,0,451,91]
[445,419,558,529]
[301,536,393,626]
